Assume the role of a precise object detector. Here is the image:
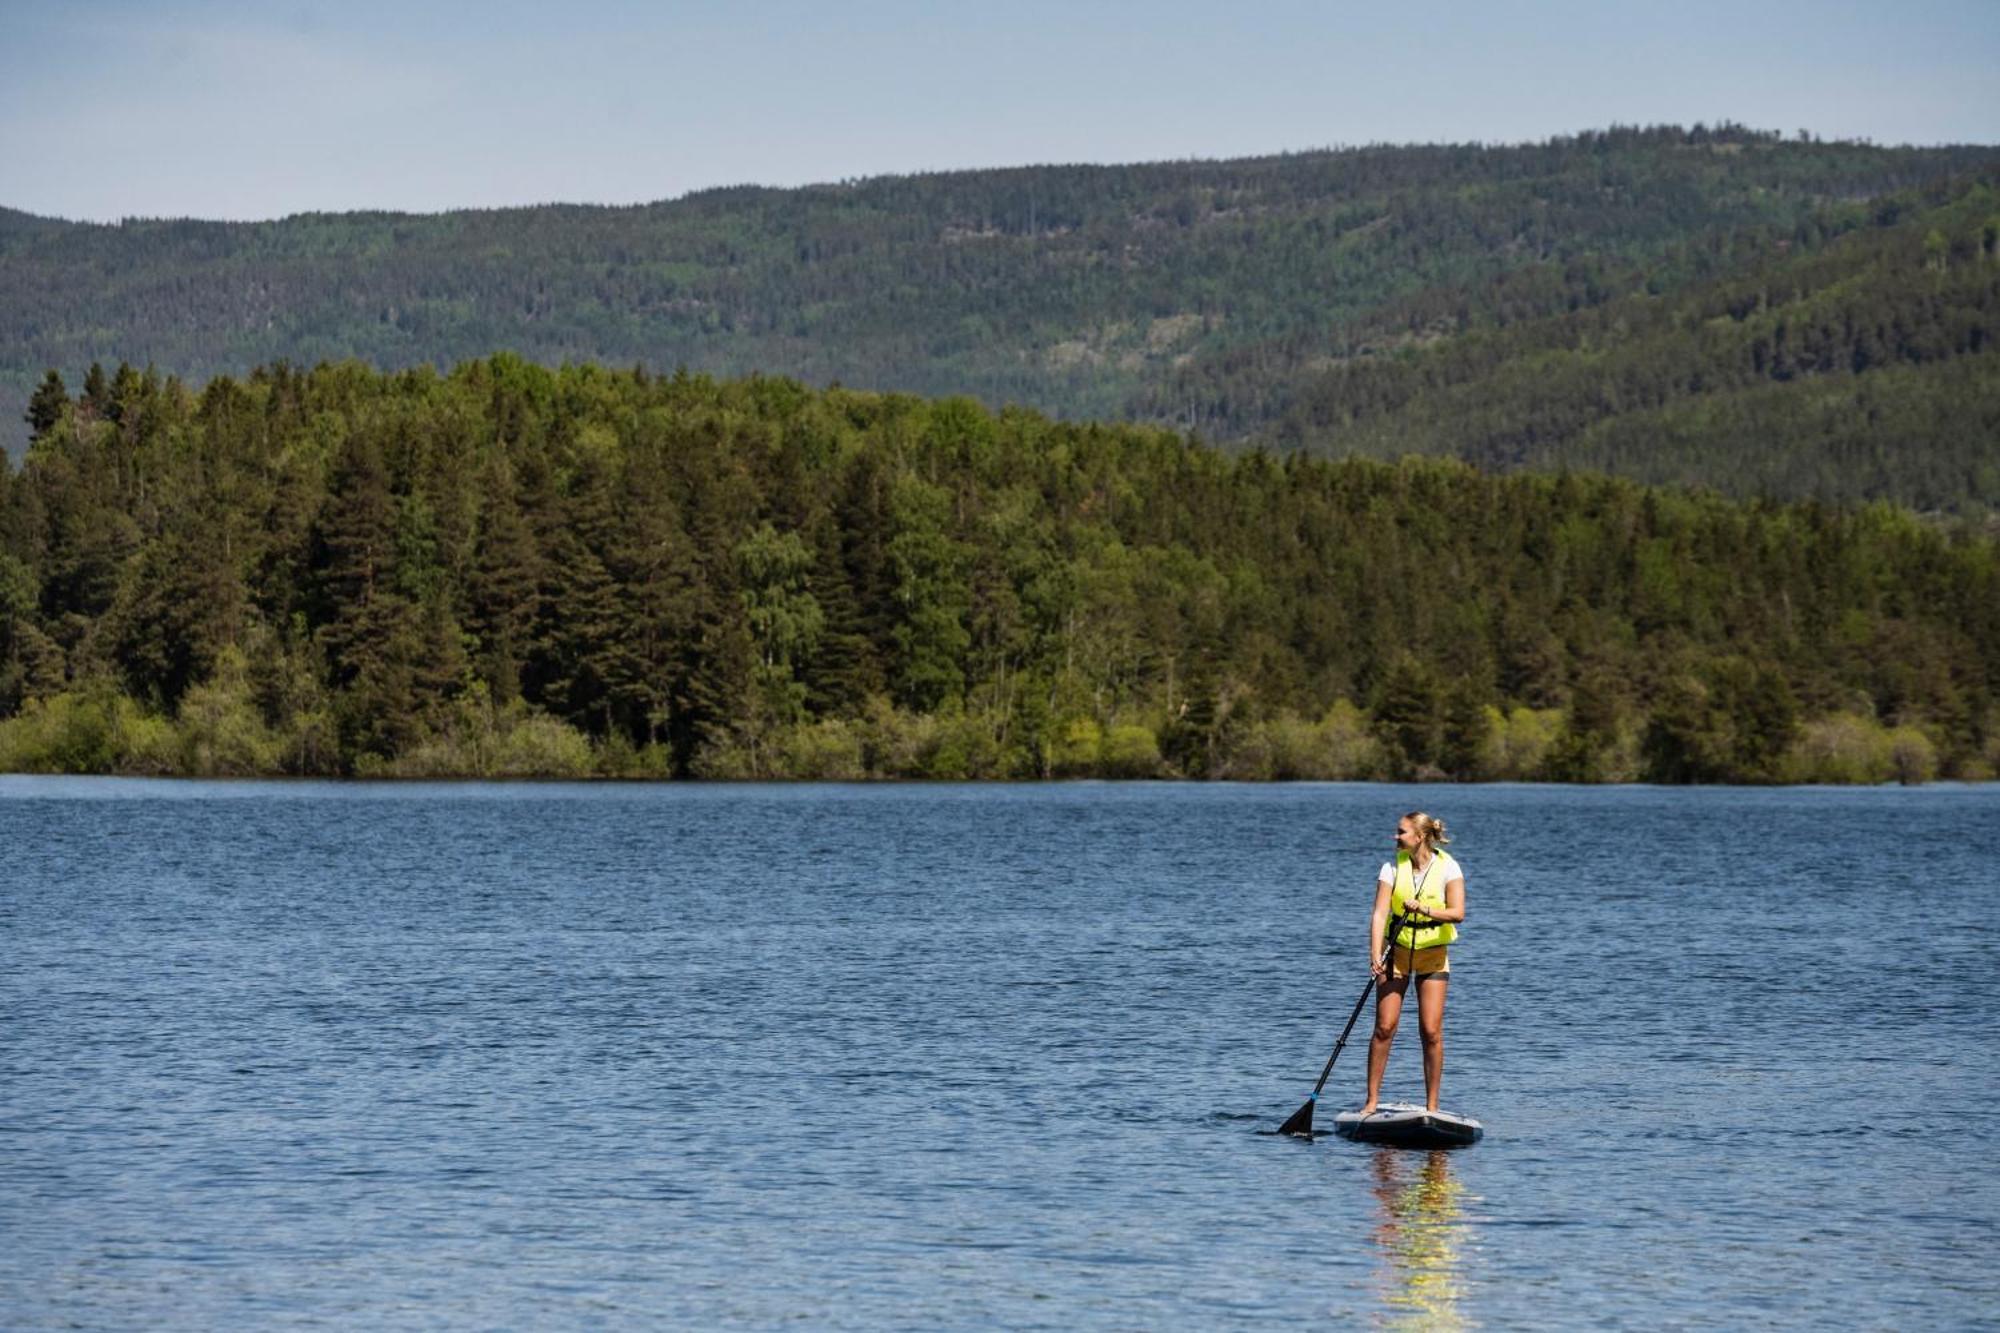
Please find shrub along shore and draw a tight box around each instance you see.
[1,357,1993,782]
[0,671,1963,784]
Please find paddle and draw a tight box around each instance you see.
[1278,912,1412,1138]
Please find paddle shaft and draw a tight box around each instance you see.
[1303,912,1411,1100]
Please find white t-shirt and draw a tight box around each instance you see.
[1377,855,1464,890]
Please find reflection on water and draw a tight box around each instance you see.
[1370,1149,1470,1330]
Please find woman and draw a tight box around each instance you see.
[1359,811,1466,1116]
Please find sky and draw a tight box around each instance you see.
[2,0,1996,223]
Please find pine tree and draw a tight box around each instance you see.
[539,448,632,736]
[310,433,424,761]
[465,459,543,706]
[604,444,699,746]
[1373,654,1441,777]
[81,363,110,419]
[1438,675,1494,779]
[106,505,244,709]
[24,371,68,440]
[1545,666,1625,782]
[800,519,882,716]
[887,474,970,711]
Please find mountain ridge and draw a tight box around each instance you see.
[4,124,1996,506]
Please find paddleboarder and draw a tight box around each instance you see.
[1359,811,1466,1117]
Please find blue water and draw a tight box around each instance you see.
[2,779,1995,1328]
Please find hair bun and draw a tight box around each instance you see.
[1404,810,1451,847]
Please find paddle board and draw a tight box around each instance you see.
[1331,1102,1483,1148]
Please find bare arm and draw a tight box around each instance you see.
[1403,876,1467,924]
[1368,877,1393,977]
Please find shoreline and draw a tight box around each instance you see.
[1,770,1985,788]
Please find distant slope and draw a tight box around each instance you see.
[0,206,77,251]
[2,124,1996,504]
[1245,172,2000,512]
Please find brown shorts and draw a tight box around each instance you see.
[1386,944,1449,981]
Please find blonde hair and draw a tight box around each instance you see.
[1403,811,1450,850]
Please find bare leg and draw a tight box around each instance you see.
[1417,974,1448,1111]
[1361,977,1405,1114]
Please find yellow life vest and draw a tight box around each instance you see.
[1390,849,1460,951]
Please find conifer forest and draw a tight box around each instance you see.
[2,357,1992,781]
[3,125,1996,780]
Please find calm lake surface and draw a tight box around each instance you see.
[3,779,1995,1329]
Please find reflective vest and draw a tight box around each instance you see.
[1389,849,1460,951]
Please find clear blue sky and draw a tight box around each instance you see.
[3,0,1996,222]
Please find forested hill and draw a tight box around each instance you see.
[4,125,1998,507]
[1246,169,2000,511]
[1,359,1993,781]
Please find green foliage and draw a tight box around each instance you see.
[1545,669,1634,783]
[778,718,867,781]
[1373,656,1442,778]
[6,129,1998,513]
[0,684,175,774]
[378,701,599,779]
[1785,716,1871,783]
[1641,659,1801,784]
[737,521,823,730]
[0,355,1991,781]
[1886,726,1941,786]
[23,370,67,439]
[1269,181,2000,513]
[1220,701,1382,781]
[1471,706,1552,780]
[887,475,971,711]
[1099,724,1163,779]
[1050,717,1103,778]
[175,647,279,775]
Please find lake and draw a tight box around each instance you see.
[2,779,1994,1328]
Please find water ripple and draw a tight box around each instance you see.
[2,780,1995,1328]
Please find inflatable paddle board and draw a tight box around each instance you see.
[1332,1102,1484,1148]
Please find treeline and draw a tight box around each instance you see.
[5,125,1998,509]
[1,357,1993,782]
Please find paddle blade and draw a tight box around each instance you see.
[1278,1096,1316,1137]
